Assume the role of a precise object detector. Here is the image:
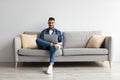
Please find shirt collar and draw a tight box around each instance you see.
[48,27,56,31]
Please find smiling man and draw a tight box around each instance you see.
[36,17,63,74]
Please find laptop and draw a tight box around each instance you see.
[44,34,58,44]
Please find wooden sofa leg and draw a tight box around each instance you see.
[109,60,112,68]
[15,62,18,69]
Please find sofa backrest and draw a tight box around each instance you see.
[63,31,101,48]
[23,31,101,48]
[23,31,40,38]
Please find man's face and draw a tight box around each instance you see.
[48,20,55,29]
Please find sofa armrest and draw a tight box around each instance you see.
[104,36,112,61]
[13,37,22,62]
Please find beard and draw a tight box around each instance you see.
[49,26,54,29]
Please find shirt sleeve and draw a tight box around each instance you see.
[58,31,64,43]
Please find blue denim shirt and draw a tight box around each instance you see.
[39,28,64,43]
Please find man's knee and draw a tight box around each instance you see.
[36,38,42,45]
[36,38,40,42]
[36,38,38,43]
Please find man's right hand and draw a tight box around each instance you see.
[50,43,62,47]
[50,43,54,46]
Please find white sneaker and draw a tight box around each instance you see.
[46,66,53,75]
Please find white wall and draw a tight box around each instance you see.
[0,0,120,62]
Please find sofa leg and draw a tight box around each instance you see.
[15,62,18,69]
[109,60,112,68]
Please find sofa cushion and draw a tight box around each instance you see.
[63,31,101,48]
[86,35,106,48]
[63,48,108,56]
[18,49,62,57]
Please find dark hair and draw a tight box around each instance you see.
[48,17,55,21]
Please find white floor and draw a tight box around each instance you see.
[0,62,120,80]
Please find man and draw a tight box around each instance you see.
[36,17,63,75]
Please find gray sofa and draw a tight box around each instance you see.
[14,31,112,68]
